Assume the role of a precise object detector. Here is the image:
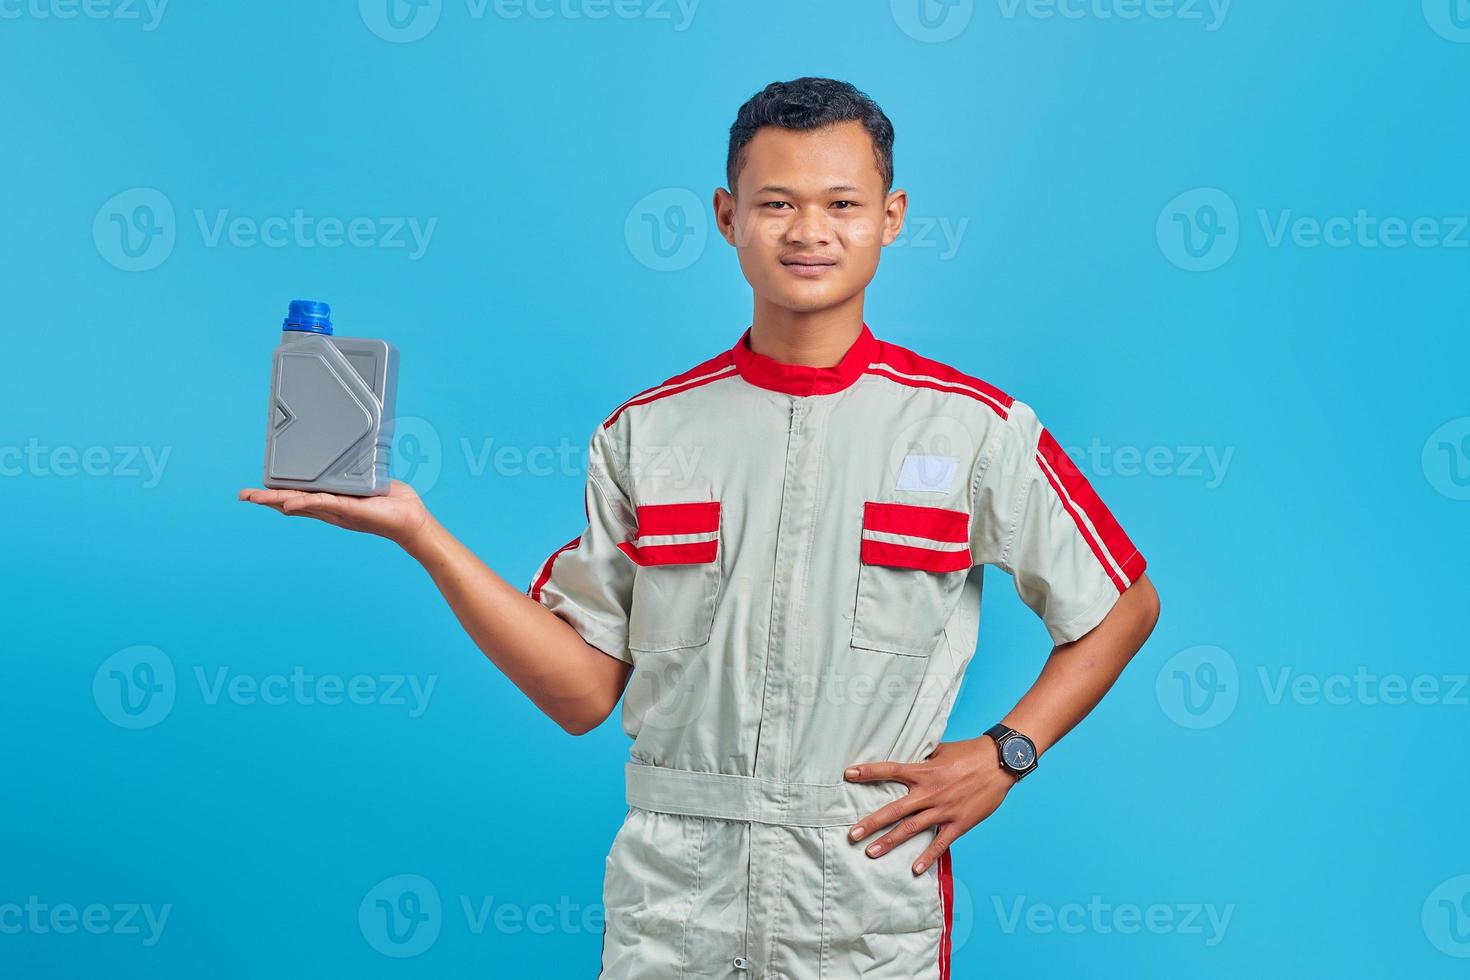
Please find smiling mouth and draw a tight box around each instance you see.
[781,256,837,277]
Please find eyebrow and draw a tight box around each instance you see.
[755,185,864,195]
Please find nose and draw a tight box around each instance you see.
[785,206,832,248]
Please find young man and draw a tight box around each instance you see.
[240,77,1159,979]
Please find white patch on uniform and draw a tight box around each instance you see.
[895,455,960,493]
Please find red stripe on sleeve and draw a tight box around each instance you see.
[1036,429,1145,586]
[529,534,582,603]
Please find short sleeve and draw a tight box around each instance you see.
[970,401,1147,645]
[526,424,637,663]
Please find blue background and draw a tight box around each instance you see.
[3,0,1468,976]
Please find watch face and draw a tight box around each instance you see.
[1001,734,1036,770]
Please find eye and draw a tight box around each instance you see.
[831,200,859,210]
[763,201,792,210]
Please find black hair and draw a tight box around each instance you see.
[726,77,895,194]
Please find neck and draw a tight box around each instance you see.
[749,294,866,367]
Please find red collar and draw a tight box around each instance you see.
[730,322,881,396]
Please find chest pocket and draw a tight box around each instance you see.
[620,501,722,653]
[851,501,972,657]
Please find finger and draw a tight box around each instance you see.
[239,488,311,507]
[280,491,357,518]
[236,490,292,516]
[241,487,343,519]
[849,791,926,843]
[863,809,943,860]
[239,488,352,527]
[247,497,328,522]
[911,826,958,875]
[283,503,349,528]
[844,761,917,785]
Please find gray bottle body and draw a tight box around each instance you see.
[263,331,399,496]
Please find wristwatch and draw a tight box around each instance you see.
[984,722,1038,781]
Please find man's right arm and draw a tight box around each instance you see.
[402,513,632,735]
[237,473,634,737]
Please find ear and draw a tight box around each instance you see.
[713,187,738,247]
[881,188,908,247]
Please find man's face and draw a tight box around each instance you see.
[715,121,906,315]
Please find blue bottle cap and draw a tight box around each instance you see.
[282,299,333,335]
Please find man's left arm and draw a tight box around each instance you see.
[844,403,1160,874]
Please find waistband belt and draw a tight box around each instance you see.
[625,761,907,828]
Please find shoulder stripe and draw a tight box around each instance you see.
[1034,429,1146,592]
[602,352,738,429]
[865,364,1011,419]
[863,340,1014,419]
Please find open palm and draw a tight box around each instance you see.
[237,479,430,547]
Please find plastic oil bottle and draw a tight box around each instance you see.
[263,300,398,496]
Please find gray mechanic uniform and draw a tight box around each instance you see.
[528,323,1147,979]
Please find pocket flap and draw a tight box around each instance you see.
[860,501,971,572]
[618,501,720,566]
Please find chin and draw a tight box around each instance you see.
[770,282,848,313]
